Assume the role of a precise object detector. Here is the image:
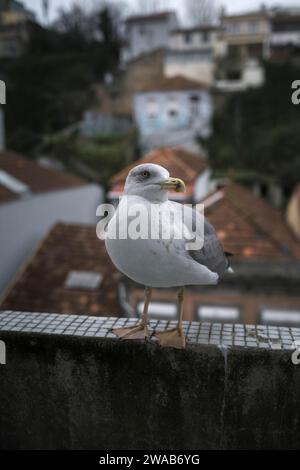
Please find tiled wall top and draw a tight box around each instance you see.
[0,311,300,350]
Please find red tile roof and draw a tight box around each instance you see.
[0,223,123,316]
[110,147,208,200]
[138,75,209,92]
[2,185,300,317]
[0,151,85,204]
[201,183,300,261]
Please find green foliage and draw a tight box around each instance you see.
[41,129,138,187]
[204,61,300,193]
[2,4,122,156]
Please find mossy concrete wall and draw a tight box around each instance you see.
[0,331,300,450]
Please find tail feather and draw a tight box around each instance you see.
[224,251,234,273]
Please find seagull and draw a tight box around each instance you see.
[105,163,232,349]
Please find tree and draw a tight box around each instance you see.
[202,62,300,196]
[185,0,219,25]
[54,4,99,48]
[3,1,126,155]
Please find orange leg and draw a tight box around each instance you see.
[155,287,186,349]
[113,287,152,341]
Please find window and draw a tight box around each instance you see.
[137,301,177,319]
[227,22,240,34]
[202,31,210,43]
[190,94,200,117]
[167,95,179,118]
[184,32,192,44]
[146,97,158,118]
[168,109,178,117]
[198,306,240,322]
[65,271,103,290]
[260,309,300,326]
[226,70,241,81]
[248,21,259,34]
[0,170,29,194]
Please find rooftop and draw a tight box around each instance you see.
[125,11,174,24]
[2,182,300,316]
[137,75,209,93]
[0,151,85,204]
[0,223,122,316]
[221,10,271,21]
[201,183,300,261]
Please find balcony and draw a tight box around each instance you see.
[0,310,300,450]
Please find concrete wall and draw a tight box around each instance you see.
[194,169,211,202]
[0,184,103,294]
[164,51,214,85]
[0,322,300,450]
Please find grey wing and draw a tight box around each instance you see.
[188,213,229,278]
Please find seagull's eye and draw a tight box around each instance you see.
[141,170,150,179]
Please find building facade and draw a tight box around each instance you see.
[0,0,36,59]
[287,184,300,240]
[122,11,178,64]
[133,76,213,152]
[164,25,220,85]
[0,151,103,294]
[270,10,300,59]
[215,8,271,91]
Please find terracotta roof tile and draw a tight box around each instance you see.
[0,223,123,316]
[0,151,85,204]
[202,183,300,261]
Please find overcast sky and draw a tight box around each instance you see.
[23,0,300,24]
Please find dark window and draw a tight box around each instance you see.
[190,94,200,116]
[202,31,210,42]
[184,32,192,44]
[226,70,241,81]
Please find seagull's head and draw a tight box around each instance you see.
[124,163,186,202]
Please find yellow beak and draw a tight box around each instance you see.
[160,177,186,193]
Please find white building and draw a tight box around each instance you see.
[164,25,220,85]
[133,76,213,153]
[270,10,300,59]
[0,151,103,294]
[215,9,271,91]
[122,11,178,64]
[215,58,265,92]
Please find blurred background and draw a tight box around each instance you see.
[0,0,300,328]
